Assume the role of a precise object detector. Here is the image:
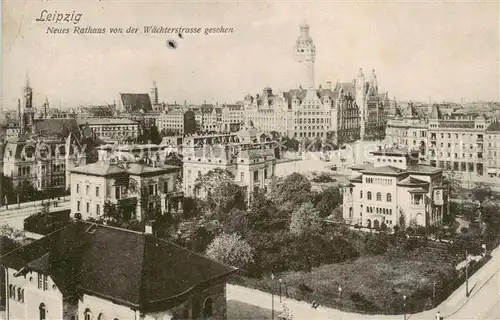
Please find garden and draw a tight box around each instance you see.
[169,169,500,314]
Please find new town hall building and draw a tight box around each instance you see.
[243,24,389,145]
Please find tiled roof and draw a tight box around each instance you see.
[34,119,80,137]
[120,93,152,112]
[361,165,406,175]
[486,122,500,132]
[397,176,429,187]
[68,162,127,176]
[0,222,237,311]
[348,175,363,182]
[350,163,375,171]
[407,165,443,174]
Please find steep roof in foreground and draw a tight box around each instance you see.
[0,222,237,312]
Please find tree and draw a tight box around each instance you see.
[103,200,121,222]
[269,172,313,211]
[0,225,25,241]
[205,233,254,269]
[193,168,244,215]
[314,186,341,218]
[289,202,320,236]
[149,125,162,144]
[465,183,496,231]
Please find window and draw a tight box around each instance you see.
[86,185,89,195]
[77,201,81,212]
[17,288,24,302]
[76,184,80,193]
[376,192,382,201]
[43,275,48,291]
[86,202,90,213]
[360,190,363,199]
[98,313,105,320]
[115,186,120,199]
[387,193,392,202]
[367,191,372,200]
[96,205,100,215]
[253,171,259,181]
[202,297,214,318]
[38,273,43,289]
[9,285,14,298]
[240,172,244,181]
[84,309,92,320]
[39,303,46,320]
[96,187,100,197]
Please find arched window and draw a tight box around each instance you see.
[17,288,24,302]
[84,308,92,320]
[386,193,392,202]
[39,303,46,320]
[8,285,14,298]
[203,297,214,318]
[367,191,372,200]
[97,313,105,320]
[376,192,381,201]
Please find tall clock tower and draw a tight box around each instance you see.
[294,23,316,89]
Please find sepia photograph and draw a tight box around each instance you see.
[0,1,499,319]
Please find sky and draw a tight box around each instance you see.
[1,0,499,110]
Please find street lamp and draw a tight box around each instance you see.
[465,249,469,297]
[279,278,283,303]
[403,295,407,320]
[271,274,275,320]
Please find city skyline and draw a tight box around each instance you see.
[2,1,499,110]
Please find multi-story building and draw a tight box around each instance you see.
[69,159,182,221]
[3,133,86,193]
[385,111,428,158]
[158,110,185,135]
[77,118,140,143]
[220,104,244,132]
[1,221,236,320]
[343,147,446,229]
[243,24,388,144]
[2,80,86,193]
[427,105,491,178]
[183,120,277,205]
[486,121,500,178]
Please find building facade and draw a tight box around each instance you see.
[1,221,236,320]
[343,147,446,229]
[183,121,277,205]
[77,118,140,143]
[69,160,182,221]
[243,24,388,144]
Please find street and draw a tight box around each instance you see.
[0,199,71,230]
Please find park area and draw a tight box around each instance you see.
[231,242,469,315]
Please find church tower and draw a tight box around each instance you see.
[355,68,366,139]
[22,75,35,133]
[149,81,159,106]
[294,23,316,89]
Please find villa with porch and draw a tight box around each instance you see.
[342,147,446,229]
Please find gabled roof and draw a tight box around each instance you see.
[0,222,237,311]
[120,93,152,112]
[361,165,406,176]
[68,162,127,176]
[348,174,363,183]
[486,122,500,132]
[397,176,429,187]
[350,163,374,171]
[33,119,80,137]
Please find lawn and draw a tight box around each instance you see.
[227,300,272,320]
[232,247,457,315]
